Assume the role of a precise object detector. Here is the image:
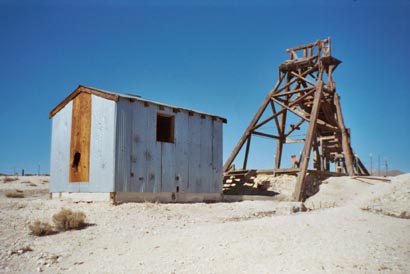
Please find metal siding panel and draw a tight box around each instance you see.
[131,101,147,192]
[157,107,176,192]
[160,142,175,192]
[174,112,189,192]
[199,117,213,193]
[114,99,133,192]
[50,102,77,192]
[144,105,161,192]
[85,95,116,192]
[212,120,223,192]
[187,114,202,192]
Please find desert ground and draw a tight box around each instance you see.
[0,174,409,274]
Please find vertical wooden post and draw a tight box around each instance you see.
[242,136,252,170]
[294,80,323,201]
[334,93,355,176]
[319,138,324,171]
[223,74,284,172]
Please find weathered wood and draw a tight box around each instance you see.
[243,136,252,170]
[272,86,315,98]
[252,131,280,139]
[286,39,328,53]
[50,86,119,118]
[294,80,323,201]
[223,73,285,172]
[284,119,305,137]
[225,39,369,201]
[69,92,91,182]
[334,92,355,175]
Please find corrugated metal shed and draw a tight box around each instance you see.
[49,85,226,201]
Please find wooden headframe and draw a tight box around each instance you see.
[224,38,369,201]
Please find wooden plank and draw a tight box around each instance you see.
[49,86,119,118]
[294,80,323,201]
[274,98,288,169]
[272,86,315,98]
[284,118,304,137]
[286,39,328,52]
[242,135,252,170]
[69,92,91,183]
[252,131,280,139]
[290,71,317,87]
[223,73,285,172]
[269,101,282,133]
[334,92,355,175]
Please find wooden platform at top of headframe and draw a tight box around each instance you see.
[223,38,369,201]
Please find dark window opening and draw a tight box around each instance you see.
[72,152,81,170]
[156,114,174,143]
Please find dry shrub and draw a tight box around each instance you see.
[29,220,54,236]
[53,208,86,231]
[3,177,18,183]
[6,192,25,198]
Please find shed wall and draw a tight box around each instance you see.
[50,101,74,192]
[50,95,116,192]
[115,99,223,193]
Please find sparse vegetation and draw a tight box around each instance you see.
[5,192,25,198]
[29,220,55,236]
[28,208,88,237]
[52,208,87,230]
[3,176,18,183]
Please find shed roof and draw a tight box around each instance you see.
[49,85,227,123]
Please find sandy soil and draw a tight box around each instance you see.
[0,174,409,274]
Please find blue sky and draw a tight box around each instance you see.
[0,0,409,174]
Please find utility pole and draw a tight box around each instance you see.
[378,155,380,176]
[385,159,388,177]
[370,153,373,176]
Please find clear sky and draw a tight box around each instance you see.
[0,0,409,174]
